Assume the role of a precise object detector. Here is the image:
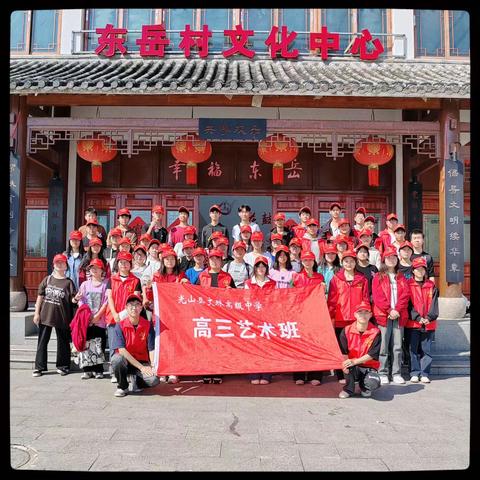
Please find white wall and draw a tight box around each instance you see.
[391,9,415,60]
[60,9,83,55]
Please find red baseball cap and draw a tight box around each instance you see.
[208,248,223,258]
[330,202,342,210]
[117,251,133,262]
[178,206,189,214]
[355,207,367,216]
[125,293,143,305]
[364,216,376,223]
[193,247,206,257]
[69,230,82,241]
[289,237,302,247]
[382,247,398,260]
[275,245,289,255]
[271,233,283,241]
[109,228,123,237]
[273,212,286,221]
[89,237,102,247]
[86,219,99,227]
[359,228,373,238]
[412,257,427,270]
[386,213,398,221]
[139,233,152,242]
[354,301,372,314]
[341,250,357,260]
[300,250,316,261]
[254,255,269,266]
[148,239,160,248]
[216,237,229,246]
[394,224,406,233]
[182,239,196,249]
[52,253,67,264]
[88,258,104,270]
[161,249,177,259]
[251,232,264,242]
[184,226,197,235]
[399,241,414,252]
[233,241,247,251]
[338,218,351,227]
[240,225,252,234]
[118,208,131,217]
[118,237,131,245]
[334,234,351,245]
[152,205,164,214]
[323,243,337,255]
[306,218,319,226]
[354,242,370,253]
[134,245,147,254]
[159,243,170,251]
[209,204,222,213]
[210,231,224,240]
[299,206,312,215]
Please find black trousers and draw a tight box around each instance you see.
[35,323,71,371]
[343,366,381,395]
[334,327,345,380]
[111,353,160,391]
[83,326,107,373]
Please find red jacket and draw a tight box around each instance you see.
[372,272,410,327]
[244,278,277,290]
[146,271,188,301]
[198,269,234,288]
[300,238,327,259]
[344,321,381,370]
[292,270,325,288]
[117,316,151,362]
[327,270,369,328]
[406,278,438,331]
[375,229,393,254]
[70,303,91,352]
[292,225,307,239]
[106,273,139,326]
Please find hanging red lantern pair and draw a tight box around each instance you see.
[171,133,212,185]
[353,136,394,187]
[77,133,117,183]
[258,133,299,185]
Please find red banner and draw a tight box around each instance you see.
[152,282,344,376]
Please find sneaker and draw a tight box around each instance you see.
[360,389,372,398]
[158,376,167,382]
[203,377,213,384]
[338,379,347,385]
[421,376,431,383]
[32,370,42,377]
[167,375,179,384]
[338,390,350,399]
[295,379,305,385]
[110,375,117,383]
[310,379,321,386]
[56,368,69,376]
[380,375,390,385]
[212,377,223,384]
[114,388,128,397]
[259,379,270,385]
[81,372,94,380]
[251,379,260,385]
[410,375,419,383]
[95,372,104,379]
[392,375,406,384]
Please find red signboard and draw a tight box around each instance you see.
[152,282,344,376]
[95,24,384,60]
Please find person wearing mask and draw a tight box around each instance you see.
[292,250,326,385]
[354,243,379,303]
[185,247,207,285]
[222,241,251,289]
[372,247,410,385]
[104,228,123,272]
[231,205,261,242]
[406,257,439,384]
[357,229,381,270]
[78,238,110,286]
[338,301,382,399]
[409,229,435,282]
[64,230,84,291]
[197,248,236,385]
[352,207,367,237]
[201,204,229,248]
[317,243,340,297]
[288,238,303,273]
[142,205,168,244]
[244,232,273,269]
[270,212,293,245]
[32,254,76,377]
[301,218,323,264]
[269,246,295,289]
[375,213,399,255]
[78,207,108,245]
[328,250,369,383]
[292,206,312,239]
[110,294,160,397]
[72,258,108,379]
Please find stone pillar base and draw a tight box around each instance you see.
[10,291,28,312]
[438,296,467,319]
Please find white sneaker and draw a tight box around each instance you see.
[338,390,350,399]
[421,376,431,383]
[114,388,128,397]
[310,379,321,386]
[393,375,406,384]
[167,375,179,384]
[95,372,104,379]
[295,379,305,385]
[159,376,167,383]
[338,379,347,385]
[410,375,419,383]
[32,370,42,377]
[81,372,94,380]
[380,375,390,385]
[110,375,117,383]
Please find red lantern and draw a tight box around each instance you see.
[258,133,299,185]
[353,136,394,187]
[171,133,212,185]
[77,134,117,183]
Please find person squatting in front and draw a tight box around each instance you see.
[109,294,160,397]
[338,301,382,399]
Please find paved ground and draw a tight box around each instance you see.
[10,370,470,471]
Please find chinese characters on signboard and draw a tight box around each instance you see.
[9,153,20,277]
[95,24,384,61]
[199,118,267,141]
[445,153,464,283]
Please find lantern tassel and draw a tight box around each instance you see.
[186,163,197,185]
[368,164,380,187]
[91,161,103,183]
[272,163,284,185]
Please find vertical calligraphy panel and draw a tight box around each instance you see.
[9,152,21,277]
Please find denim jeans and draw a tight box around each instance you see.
[378,320,404,377]
[409,328,434,377]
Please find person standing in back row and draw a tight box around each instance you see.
[168,206,192,247]
[231,205,261,242]
[201,204,229,248]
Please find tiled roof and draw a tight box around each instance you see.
[10,57,470,98]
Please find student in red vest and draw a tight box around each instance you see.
[338,301,382,398]
[375,212,398,254]
[406,257,439,384]
[105,251,141,383]
[244,256,276,385]
[327,250,369,382]
[197,248,235,384]
[352,207,367,237]
[109,294,160,397]
[292,206,311,239]
[372,247,410,385]
[292,250,326,385]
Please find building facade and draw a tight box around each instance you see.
[10,9,470,315]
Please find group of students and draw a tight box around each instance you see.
[31,202,439,399]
